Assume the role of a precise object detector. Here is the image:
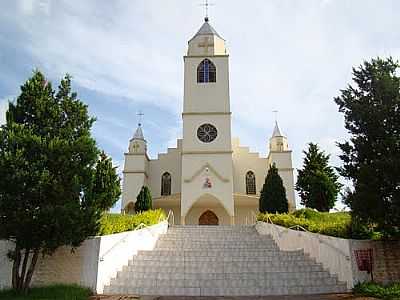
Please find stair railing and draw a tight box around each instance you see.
[166,209,175,226]
[99,211,170,262]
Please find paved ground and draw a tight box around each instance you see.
[91,295,378,300]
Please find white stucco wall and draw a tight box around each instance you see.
[255,221,380,290]
[148,140,182,198]
[96,221,168,293]
[232,138,268,195]
[0,240,13,290]
[0,221,168,294]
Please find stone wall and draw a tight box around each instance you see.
[372,241,400,284]
[0,221,168,293]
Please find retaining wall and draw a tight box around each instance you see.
[0,221,168,293]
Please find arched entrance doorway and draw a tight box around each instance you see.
[199,210,219,225]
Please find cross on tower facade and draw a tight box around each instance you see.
[198,36,214,54]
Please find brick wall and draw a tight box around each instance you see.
[373,241,400,284]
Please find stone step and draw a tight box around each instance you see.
[137,249,305,257]
[134,254,309,262]
[110,276,340,288]
[104,225,347,296]
[128,260,320,268]
[116,270,335,280]
[122,264,325,273]
[159,234,268,242]
[104,284,348,296]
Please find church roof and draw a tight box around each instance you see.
[190,18,224,41]
[272,121,284,137]
[132,124,145,141]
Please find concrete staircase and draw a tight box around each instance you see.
[104,225,347,296]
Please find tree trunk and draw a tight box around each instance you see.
[18,248,30,290]
[22,248,39,293]
[11,243,21,290]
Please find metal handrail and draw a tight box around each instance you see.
[99,210,171,262]
[166,209,174,226]
[288,224,310,232]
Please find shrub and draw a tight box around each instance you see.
[258,208,351,238]
[99,209,166,235]
[353,282,400,300]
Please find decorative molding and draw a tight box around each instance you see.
[184,55,229,59]
[182,112,231,116]
[182,150,233,155]
[124,152,150,161]
[123,171,148,178]
[184,163,230,183]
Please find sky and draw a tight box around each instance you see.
[0,0,399,212]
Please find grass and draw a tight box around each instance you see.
[0,284,91,300]
[98,208,166,235]
[257,208,386,239]
[258,208,352,238]
[353,282,400,299]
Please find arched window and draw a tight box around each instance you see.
[197,59,216,83]
[246,171,256,195]
[161,172,171,196]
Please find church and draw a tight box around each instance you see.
[122,18,295,225]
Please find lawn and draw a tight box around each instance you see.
[0,284,91,300]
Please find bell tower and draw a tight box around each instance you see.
[181,18,234,224]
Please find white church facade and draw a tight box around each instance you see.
[122,18,295,225]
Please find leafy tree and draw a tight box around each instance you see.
[259,163,288,213]
[334,57,400,236]
[0,71,121,292]
[135,186,152,212]
[296,143,341,212]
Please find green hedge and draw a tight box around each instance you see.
[257,208,351,238]
[353,282,400,300]
[99,209,166,236]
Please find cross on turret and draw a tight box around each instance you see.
[199,0,214,22]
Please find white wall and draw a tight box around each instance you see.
[0,240,13,290]
[255,222,378,290]
[148,140,182,198]
[96,221,167,293]
[0,221,168,294]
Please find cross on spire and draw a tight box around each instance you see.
[137,111,144,126]
[272,110,279,123]
[200,0,214,22]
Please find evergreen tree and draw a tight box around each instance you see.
[135,186,152,212]
[0,71,120,292]
[259,163,288,213]
[296,143,341,212]
[334,57,400,236]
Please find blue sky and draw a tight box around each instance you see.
[1,0,399,212]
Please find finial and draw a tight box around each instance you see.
[272,110,278,123]
[200,0,214,22]
[137,111,144,127]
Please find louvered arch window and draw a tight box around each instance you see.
[246,171,256,195]
[197,59,216,83]
[161,172,171,196]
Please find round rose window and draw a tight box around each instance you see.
[197,123,218,143]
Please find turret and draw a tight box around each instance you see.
[128,123,147,154]
[269,121,289,152]
[122,122,149,213]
